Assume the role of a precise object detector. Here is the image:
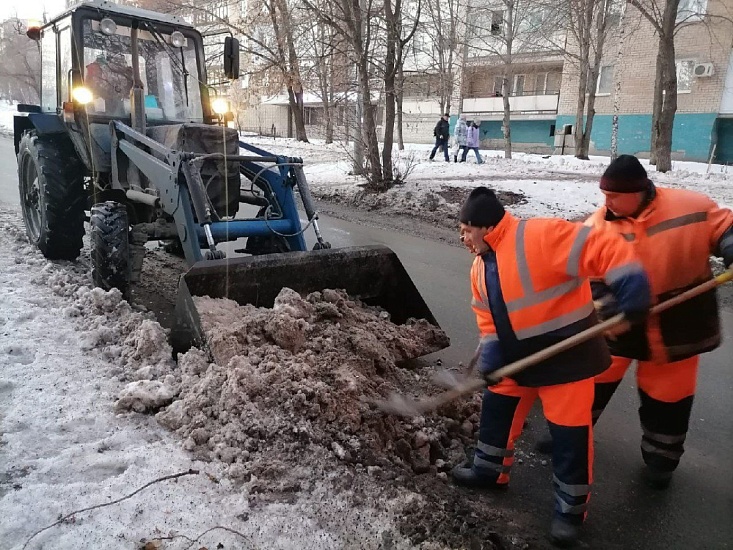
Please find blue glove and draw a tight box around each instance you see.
[478,339,504,381]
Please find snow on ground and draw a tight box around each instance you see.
[0,100,16,136]
[240,135,733,223]
[0,207,443,550]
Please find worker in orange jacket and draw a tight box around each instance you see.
[536,155,733,489]
[453,187,651,547]
[587,155,733,489]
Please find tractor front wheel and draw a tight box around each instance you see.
[91,201,131,297]
[17,132,85,260]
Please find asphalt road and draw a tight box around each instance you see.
[0,134,731,549]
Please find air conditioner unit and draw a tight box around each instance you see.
[694,63,714,78]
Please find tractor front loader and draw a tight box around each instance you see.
[15,1,447,358]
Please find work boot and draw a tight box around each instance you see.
[451,462,508,490]
[642,465,673,490]
[535,433,553,455]
[549,516,580,548]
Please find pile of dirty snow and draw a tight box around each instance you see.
[116,288,484,489]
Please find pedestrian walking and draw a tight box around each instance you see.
[429,113,450,161]
[452,114,468,162]
[535,155,733,490]
[461,120,484,164]
[453,187,651,547]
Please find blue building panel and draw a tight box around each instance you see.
[476,120,555,146]
[555,113,717,162]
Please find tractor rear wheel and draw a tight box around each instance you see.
[91,201,131,297]
[17,132,86,260]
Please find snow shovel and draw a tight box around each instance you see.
[376,269,733,417]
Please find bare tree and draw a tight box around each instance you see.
[164,0,310,142]
[0,18,41,103]
[381,0,420,177]
[626,0,680,171]
[565,0,617,159]
[419,0,465,115]
[301,9,339,143]
[467,0,561,158]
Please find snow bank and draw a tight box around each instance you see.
[240,135,733,223]
[0,207,488,550]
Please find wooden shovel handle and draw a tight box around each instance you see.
[420,270,733,414]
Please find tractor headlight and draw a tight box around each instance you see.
[72,86,94,104]
[100,17,117,36]
[171,31,186,48]
[212,97,229,115]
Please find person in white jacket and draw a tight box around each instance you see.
[453,114,468,162]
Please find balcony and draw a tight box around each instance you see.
[462,94,559,118]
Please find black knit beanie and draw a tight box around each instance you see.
[600,155,649,193]
[459,187,506,228]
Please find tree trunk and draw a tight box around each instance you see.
[396,83,405,150]
[654,0,680,173]
[287,86,309,142]
[649,41,665,165]
[381,0,399,185]
[396,57,405,150]
[578,0,609,160]
[574,0,592,158]
[575,64,588,158]
[502,75,512,159]
[359,59,383,188]
[656,34,677,172]
[610,6,628,160]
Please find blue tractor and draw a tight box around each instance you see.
[15,1,446,356]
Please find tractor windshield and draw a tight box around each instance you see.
[81,19,203,122]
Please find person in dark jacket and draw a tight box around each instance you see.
[429,113,450,161]
[455,187,651,547]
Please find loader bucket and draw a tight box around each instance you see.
[170,245,446,358]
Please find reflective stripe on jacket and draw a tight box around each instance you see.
[471,213,649,386]
[586,185,733,363]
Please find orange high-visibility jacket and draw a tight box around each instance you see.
[586,185,733,363]
[471,212,648,386]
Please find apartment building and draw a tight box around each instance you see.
[556,0,733,163]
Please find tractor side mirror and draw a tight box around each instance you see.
[26,21,42,41]
[223,36,240,80]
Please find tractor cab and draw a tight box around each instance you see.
[20,0,238,175]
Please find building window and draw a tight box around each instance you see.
[194,0,229,24]
[493,76,505,96]
[607,0,626,26]
[677,0,707,23]
[546,72,562,94]
[513,74,525,96]
[532,73,548,94]
[596,65,614,94]
[677,60,695,92]
[491,11,504,36]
